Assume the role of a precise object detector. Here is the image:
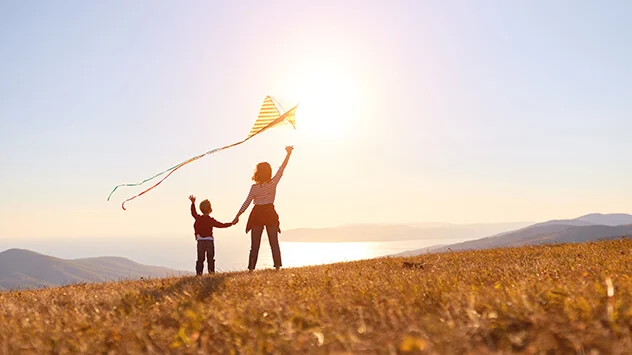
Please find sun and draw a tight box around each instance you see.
[285,65,360,139]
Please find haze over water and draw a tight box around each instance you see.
[0,235,468,272]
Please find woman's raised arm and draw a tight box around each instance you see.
[281,146,293,169]
[271,146,293,183]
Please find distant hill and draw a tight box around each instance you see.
[0,249,188,291]
[281,222,532,243]
[529,213,632,229]
[528,219,594,229]
[395,213,632,256]
[576,213,632,226]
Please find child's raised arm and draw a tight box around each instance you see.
[190,195,200,219]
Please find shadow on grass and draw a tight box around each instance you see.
[142,274,230,301]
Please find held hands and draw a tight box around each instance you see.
[189,195,196,203]
[232,217,239,225]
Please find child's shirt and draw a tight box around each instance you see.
[191,203,232,240]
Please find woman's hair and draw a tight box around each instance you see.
[252,162,272,184]
[199,199,212,214]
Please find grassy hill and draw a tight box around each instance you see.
[1,239,631,353]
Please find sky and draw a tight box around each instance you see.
[1,0,631,239]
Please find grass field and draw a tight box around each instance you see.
[1,238,631,354]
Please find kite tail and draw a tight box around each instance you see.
[121,163,185,210]
[107,164,180,201]
[114,140,248,210]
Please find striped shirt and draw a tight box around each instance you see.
[238,165,285,215]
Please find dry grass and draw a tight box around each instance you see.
[1,238,632,354]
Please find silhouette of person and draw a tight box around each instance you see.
[233,146,293,271]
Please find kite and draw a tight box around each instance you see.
[108,96,297,210]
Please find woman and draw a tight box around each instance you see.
[233,146,293,271]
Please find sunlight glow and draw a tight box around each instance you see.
[286,64,361,138]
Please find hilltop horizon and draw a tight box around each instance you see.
[2,212,631,273]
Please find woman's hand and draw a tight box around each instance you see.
[232,216,239,225]
[285,145,294,154]
[189,195,196,203]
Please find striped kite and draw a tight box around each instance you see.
[108,96,298,210]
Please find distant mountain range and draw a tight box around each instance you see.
[281,222,533,243]
[395,213,632,256]
[0,249,189,291]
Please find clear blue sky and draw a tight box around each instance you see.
[1,1,631,238]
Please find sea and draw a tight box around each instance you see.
[0,235,468,274]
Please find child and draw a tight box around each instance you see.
[189,195,234,275]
